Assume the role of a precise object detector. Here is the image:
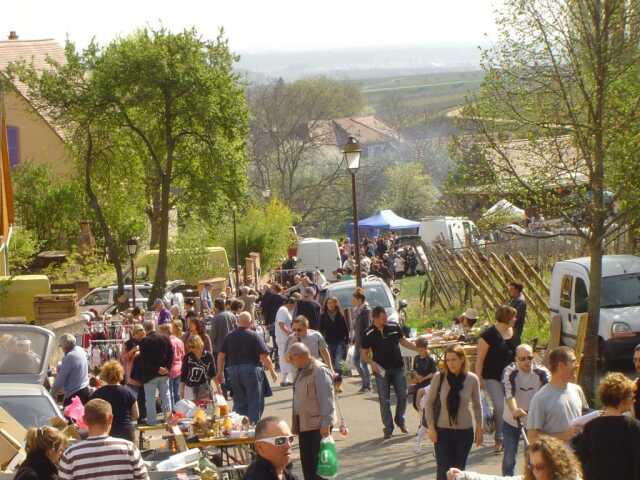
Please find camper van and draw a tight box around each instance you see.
[419,216,481,250]
[296,238,341,281]
[549,255,640,364]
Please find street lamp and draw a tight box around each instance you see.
[232,205,240,293]
[343,136,362,287]
[126,237,139,309]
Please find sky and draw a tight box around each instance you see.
[3,0,500,53]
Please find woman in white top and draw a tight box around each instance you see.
[275,297,296,386]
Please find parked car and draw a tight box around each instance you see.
[79,283,152,314]
[320,276,401,325]
[0,324,64,428]
[550,255,640,365]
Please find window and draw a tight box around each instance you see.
[574,278,589,313]
[601,274,640,308]
[83,290,111,305]
[560,275,573,309]
[6,126,19,167]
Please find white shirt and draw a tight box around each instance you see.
[275,305,293,344]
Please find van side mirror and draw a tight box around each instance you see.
[399,299,408,309]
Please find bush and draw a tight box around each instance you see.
[219,200,295,271]
[7,227,42,274]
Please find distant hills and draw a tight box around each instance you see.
[236,43,484,82]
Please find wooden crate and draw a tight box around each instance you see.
[33,294,78,325]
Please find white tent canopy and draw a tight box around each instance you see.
[483,199,526,218]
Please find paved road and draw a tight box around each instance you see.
[263,375,521,479]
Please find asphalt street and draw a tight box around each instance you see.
[264,375,521,479]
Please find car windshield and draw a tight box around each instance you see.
[0,331,48,376]
[0,395,59,428]
[84,289,110,305]
[601,274,640,308]
[330,284,392,310]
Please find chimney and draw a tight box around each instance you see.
[8,31,18,40]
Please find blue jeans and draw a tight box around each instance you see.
[374,367,407,435]
[328,341,346,367]
[352,346,370,390]
[144,376,172,425]
[227,364,264,424]
[502,421,522,476]
[169,377,180,408]
[434,427,474,480]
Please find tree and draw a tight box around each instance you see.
[248,76,364,222]
[7,227,41,273]
[9,27,248,303]
[469,0,640,398]
[378,162,439,219]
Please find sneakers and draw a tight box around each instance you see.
[397,424,409,434]
[358,386,371,393]
[280,381,293,387]
[383,431,393,440]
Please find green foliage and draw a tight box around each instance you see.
[43,250,113,285]
[167,222,211,284]
[11,162,86,250]
[377,162,438,219]
[444,138,497,192]
[7,228,42,274]
[218,200,295,271]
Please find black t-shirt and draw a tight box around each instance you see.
[413,355,437,385]
[635,378,640,420]
[480,325,516,381]
[181,352,216,387]
[361,324,405,370]
[296,299,322,330]
[576,415,640,480]
[90,384,136,429]
[221,328,269,366]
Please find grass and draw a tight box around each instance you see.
[395,274,550,345]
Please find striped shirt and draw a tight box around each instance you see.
[58,435,148,480]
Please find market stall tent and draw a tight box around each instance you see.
[347,209,420,239]
[483,199,526,219]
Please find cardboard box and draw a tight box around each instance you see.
[0,429,21,471]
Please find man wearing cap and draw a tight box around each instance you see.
[294,287,322,331]
[153,299,172,326]
[52,333,90,406]
[456,309,479,333]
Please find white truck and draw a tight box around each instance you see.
[418,216,481,249]
[549,255,640,364]
[296,238,342,281]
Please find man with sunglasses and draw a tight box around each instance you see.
[500,344,550,476]
[284,316,334,374]
[245,416,299,480]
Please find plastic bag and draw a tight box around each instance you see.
[316,436,339,478]
[344,345,355,371]
[480,390,495,435]
[63,396,87,429]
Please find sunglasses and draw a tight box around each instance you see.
[517,356,534,361]
[257,435,296,446]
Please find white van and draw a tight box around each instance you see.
[296,238,342,281]
[419,216,481,249]
[549,255,640,364]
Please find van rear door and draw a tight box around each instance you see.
[558,272,576,346]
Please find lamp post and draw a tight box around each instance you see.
[232,206,240,292]
[126,237,139,309]
[343,136,362,287]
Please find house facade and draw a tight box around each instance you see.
[0,32,71,178]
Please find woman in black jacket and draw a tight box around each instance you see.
[14,426,67,480]
[320,296,350,390]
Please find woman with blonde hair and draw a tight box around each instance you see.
[426,344,483,480]
[576,372,640,479]
[447,435,582,480]
[13,426,68,480]
[90,360,139,441]
[180,335,216,401]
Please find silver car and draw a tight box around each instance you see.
[0,325,65,428]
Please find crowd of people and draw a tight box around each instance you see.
[12,244,640,480]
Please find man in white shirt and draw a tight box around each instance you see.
[501,344,550,476]
[275,298,296,386]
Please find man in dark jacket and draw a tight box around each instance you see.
[508,282,527,345]
[245,416,299,480]
[294,287,322,331]
[138,320,173,425]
